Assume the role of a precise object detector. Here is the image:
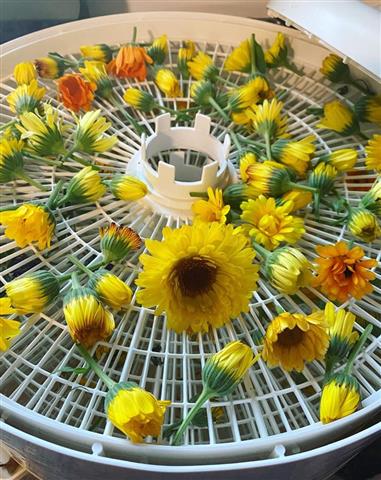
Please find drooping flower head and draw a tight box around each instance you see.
[279,189,312,212]
[187,51,218,81]
[308,162,337,196]
[99,223,143,263]
[324,302,358,363]
[74,110,117,154]
[262,311,329,371]
[155,69,182,98]
[264,33,287,68]
[320,373,360,424]
[147,34,168,64]
[7,80,46,114]
[136,222,259,333]
[57,74,96,112]
[88,270,132,311]
[320,54,350,83]
[313,241,377,302]
[360,181,381,216]
[105,382,170,443]
[0,136,24,183]
[108,175,148,201]
[79,61,113,100]
[271,135,316,176]
[13,62,37,85]
[0,203,55,250]
[365,134,381,172]
[224,38,251,73]
[80,44,113,63]
[123,88,156,112]
[107,45,153,81]
[192,187,230,224]
[178,40,196,77]
[246,98,288,140]
[347,207,381,242]
[35,56,67,79]
[241,196,305,251]
[355,94,381,127]
[323,148,358,173]
[317,100,359,136]
[62,166,106,205]
[228,76,273,112]
[190,80,215,106]
[240,160,293,197]
[222,182,257,210]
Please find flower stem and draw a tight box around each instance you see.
[215,75,237,88]
[208,97,231,123]
[26,154,64,168]
[252,241,270,259]
[68,255,94,277]
[16,171,48,191]
[250,34,257,76]
[77,344,116,390]
[71,271,81,289]
[344,325,373,375]
[172,388,213,446]
[263,131,272,160]
[46,180,64,209]
[131,26,137,44]
[288,181,318,194]
[230,130,243,153]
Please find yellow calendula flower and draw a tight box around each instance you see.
[320,54,349,83]
[324,302,358,363]
[271,135,316,176]
[246,98,288,140]
[136,222,259,333]
[0,317,21,351]
[88,270,132,310]
[80,44,113,63]
[187,51,218,81]
[317,100,359,136]
[74,110,118,154]
[64,282,115,348]
[79,61,113,99]
[62,166,106,205]
[308,163,337,195]
[360,181,381,216]
[155,69,182,98]
[203,341,256,396]
[35,56,66,79]
[355,94,381,127]
[262,311,329,371]
[4,271,60,314]
[320,374,360,424]
[280,190,312,212]
[239,151,257,182]
[222,183,257,210]
[109,174,148,201]
[0,136,24,183]
[123,88,156,112]
[231,109,252,126]
[190,80,214,106]
[264,246,313,295]
[178,40,196,77]
[147,34,168,64]
[0,203,55,250]
[100,223,143,263]
[224,38,251,73]
[228,76,273,112]
[106,382,170,443]
[240,160,294,197]
[7,80,46,115]
[347,207,381,242]
[14,62,37,85]
[241,196,305,250]
[192,187,230,224]
[365,134,381,172]
[264,32,287,67]
[324,148,357,172]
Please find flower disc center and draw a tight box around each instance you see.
[170,255,218,297]
[277,327,304,347]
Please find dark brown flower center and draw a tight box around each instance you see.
[169,255,218,297]
[277,327,304,347]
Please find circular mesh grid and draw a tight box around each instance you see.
[0,37,380,461]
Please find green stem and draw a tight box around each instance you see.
[230,131,243,153]
[344,325,373,375]
[71,271,81,289]
[77,344,116,390]
[16,171,48,191]
[208,97,231,123]
[172,388,213,446]
[60,146,77,164]
[288,181,318,194]
[237,134,266,148]
[263,131,272,160]
[26,154,64,167]
[68,255,94,277]
[323,355,337,384]
[46,180,64,209]
[215,75,237,88]
[58,259,106,283]
[110,95,146,135]
[250,34,257,76]
[252,241,271,259]
[0,119,17,132]
[131,26,137,44]
[71,153,98,169]
[189,191,208,198]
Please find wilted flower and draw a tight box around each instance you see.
[107,45,153,81]
[57,74,96,112]
[35,56,66,79]
[99,223,142,263]
[79,61,113,99]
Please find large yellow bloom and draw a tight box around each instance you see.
[317,100,359,135]
[7,80,46,114]
[365,134,381,172]
[0,203,55,250]
[224,38,251,73]
[262,311,329,371]
[246,98,288,139]
[109,174,148,201]
[136,222,259,333]
[187,51,218,81]
[320,374,360,424]
[271,135,316,176]
[14,62,37,85]
[348,207,381,242]
[88,270,132,310]
[106,382,170,443]
[74,110,117,154]
[155,69,182,98]
[241,196,305,251]
[192,187,230,224]
[228,77,273,111]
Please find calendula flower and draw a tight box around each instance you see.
[355,94,381,127]
[0,203,55,250]
[231,109,252,126]
[347,207,381,242]
[88,270,132,310]
[271,135,316,176]
[264,246,313,294]
[187,51,218,81]
[313,241,377,302]
[240,160,296,197]
[136,222,259,333]
[123,88,156,112]
[239,151,257,182]
[224,38,251,73]
[74,110,118,153]
[203,341,255,396]
[320,54,350,83]
[320,373,360,424]
[64,281,115,348]
[178,40,196,77]
[323,148,358,173]
[14,62,37,85]
[80,43,113,63]
[4,271,60,314]
[7,80,46,114]
[228,76,273,112]
[147,34,168,64]
[365,134,381,172]
[57,74,96,112]
[62,166,106,205]
[100,223,142,263]
[155,69,182,98]
[246,98,288,140]
[192,187,230,224]
[107,45,153,81]
[17,104,66,156]
[241,196,305,250]
[264,33,287,68]
[262,311,329,371]
[222,182,257,210]
[324,302,358,364]
[79,61,113,99]
[108,175,148,201]
[0,317,21,351]
[0,136,24,183]
[280,190,312,212]
[308,163,337,195]
[105,382,170,443]
[35,56,66,79]
[317,100,359,136]
[190,80,215,106]
[360,181,381,216]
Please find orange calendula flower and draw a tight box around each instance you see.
[57,74,96,112]
[313,241,377,302]
[192,187,230,224]
[107,45,153,81]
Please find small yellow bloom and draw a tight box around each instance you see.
[35,56,66,79]
[147,34,168,64]
[228,76,273,111]
[178,40,196,76]
[63,166,106,205]
[308,163,337,195]
[365,134,381,172]
[241,196,305,250]
[265,33,286,67]
[348,207,381,242]
[123,88,156,112]
[80,44,113,63]
[0,316,21,351]
[360,181,381,216]
[106,382,170,442]
[320,374,360,424]
[192,187,230,224]
[239,151,257,182]
[88,270,132,310]
[190,80,214,106]
[74,110,117,153]
[271,135,316,176]
[7,80,46,115]
[187,51,218,81]
[14,62,37,85]
[224,38,251,73]
[203,341,256,396]
[155,69,182,98]
[246,98,288,139]
[320,54,349,83]
[325,148,357,172]
[109,175,148,201]
[100,223,143,263]
[79,61,113,99]
[324,302,358,362]
[262,311,329,371]
[317,100,359,136]
[222,182,257,210]
[0,203,55,250]
[0,136,24,183]
[355,94,381,127]
[231,109,252,126]
[240,160,291,197]
[280,190,312,212]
